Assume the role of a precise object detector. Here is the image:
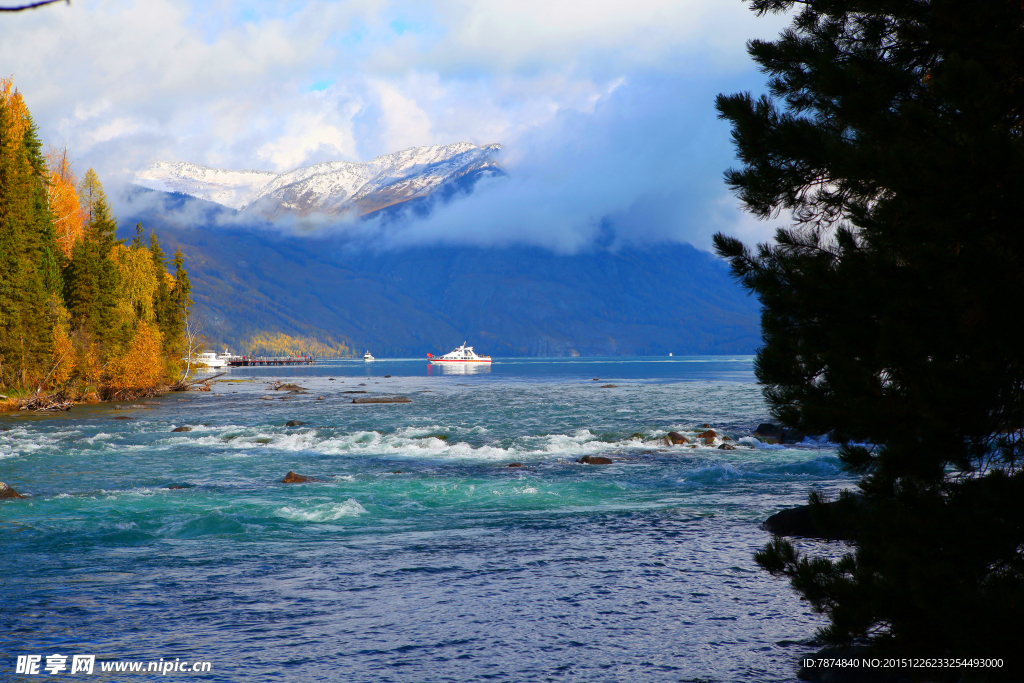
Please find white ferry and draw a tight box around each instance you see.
[428,343,492,364]
[363,350,375,362]
[196,351,227,369]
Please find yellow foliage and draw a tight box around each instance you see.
[111,243,158,325]
[1,77,30,164]
[241,332,351,358]
[106,324,164,394]
[77,342,103,388]
[50,302,76,388]
[45,147,85,259]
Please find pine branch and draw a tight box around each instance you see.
[0,0,68,11]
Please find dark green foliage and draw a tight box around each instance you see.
[715,0,1024,674]
[63,171,122,351]
[0,105,57,389]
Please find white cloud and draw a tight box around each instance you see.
[0,0,788,248]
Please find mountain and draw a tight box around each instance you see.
[122,191,761,357]
[133,142,502,218]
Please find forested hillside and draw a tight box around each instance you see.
[0,78,193,405]
[126,189,761,358]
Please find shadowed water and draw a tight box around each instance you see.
[0,358,849,682]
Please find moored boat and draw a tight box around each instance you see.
[363,350,375,361]
[428,343,492,364]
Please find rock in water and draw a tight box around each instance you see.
[578,455,613,464]
[507,463,523,467]
[599,384,618,388]
[282,471,315,483]
[286,420,306,427]
[718,443,737,450]
[697,429,716,439]
[665,431,689,445]
[172,426,192,432]
[352,396,411,404]
[0,481,25,499]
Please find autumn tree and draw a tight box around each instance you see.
[44,146,83,259]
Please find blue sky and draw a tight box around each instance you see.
[2,0,790,250]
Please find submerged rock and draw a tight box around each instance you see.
[718,443,737,450]
[697,429,717,439]
[282,471,319,483]
[599,384,618,388]
[112,416,134,420]
[665,431,689,445]
[507,462,523,468]
[171,426,192,432]
[578,455,613,464]
[0,481,25,499]
[285,420,306,427]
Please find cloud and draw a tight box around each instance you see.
[0,0,788,250]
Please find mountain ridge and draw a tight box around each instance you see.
[133,142,502,218]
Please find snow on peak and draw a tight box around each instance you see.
[133,142,501,216]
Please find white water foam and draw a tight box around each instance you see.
[275,498,367,522]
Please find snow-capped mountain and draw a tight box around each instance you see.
[133,142,501,217]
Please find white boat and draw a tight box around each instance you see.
[428,343,492,364]
[196,351,227,369]
[363,350,375,362]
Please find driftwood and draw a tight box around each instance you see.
[170,372,226,392]
[19,394,73,412]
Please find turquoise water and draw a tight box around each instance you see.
[0,358,850,682]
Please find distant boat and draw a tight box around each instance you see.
[669,352,673,357]
[428,343,492,364]
[363,350,375,362]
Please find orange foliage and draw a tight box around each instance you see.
[1,77,32,205]
[77,342,103,388]
[45,147,85,258]
[50,316,76,389]
[106,324,164,395]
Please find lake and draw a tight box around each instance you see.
[0,357,851,682]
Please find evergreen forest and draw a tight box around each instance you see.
[0,77,193,405]
[714,1,1023,678]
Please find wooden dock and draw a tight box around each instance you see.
[228,356,315,367]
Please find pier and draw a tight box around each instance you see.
[228,356,315,367]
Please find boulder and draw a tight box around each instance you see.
[282,471,319,483]
[665,431,689,445]
[762,498,862,540]
[701,423,711,428]
[718,443,737,451]
[384,375,392,378]
[285,420,306,427]
[112,416,134,420]
[507,463,523,467]
[599,384,618,388]
[171,426,192,432]
[578,455,613,464]
[753,423,785,439]
[697,429,716,439]
[704,437,716,446]
[391,470,403,474]
[317,396,325,400]
[0,481,25,499]
[352,396,411,404]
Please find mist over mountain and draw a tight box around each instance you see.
[123,185,759,357]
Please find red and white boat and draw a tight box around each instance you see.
[428,343,492,364]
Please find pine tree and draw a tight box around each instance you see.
[0,77,59,390]
[64,168,121,351]
[713,0,1024,674]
